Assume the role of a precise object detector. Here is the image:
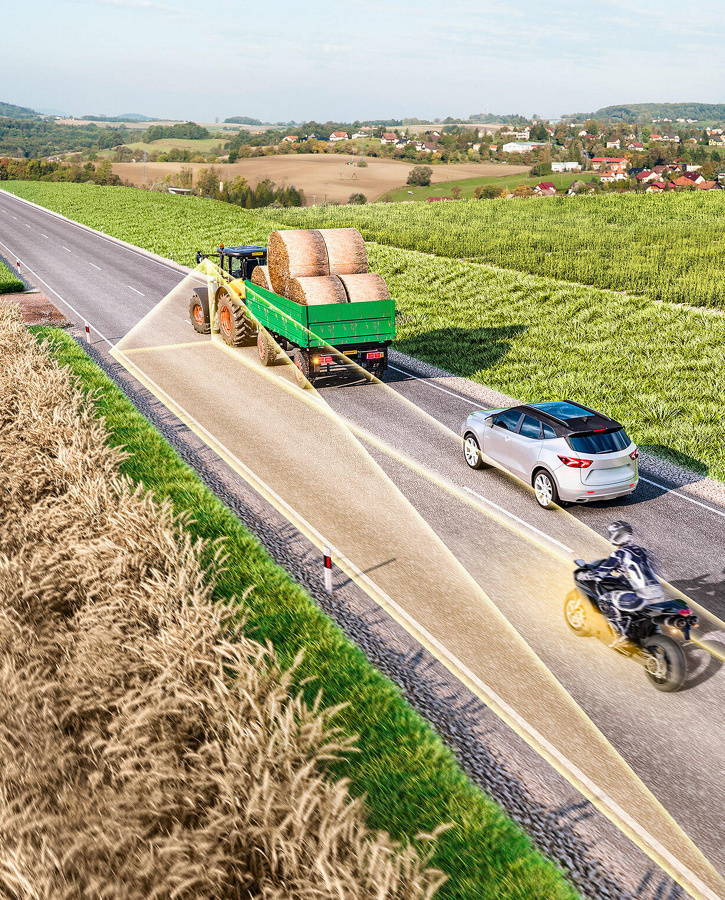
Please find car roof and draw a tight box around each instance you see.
[514,401,622,435]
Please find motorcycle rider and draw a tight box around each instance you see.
[587,521,664,649]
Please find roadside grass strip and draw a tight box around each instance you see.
[6,182,725,479]
[0,256,24,293]
[29,322,583,900]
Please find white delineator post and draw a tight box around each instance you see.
[85,322,91,343]
[323,546,333,594]
[16,260,20,275]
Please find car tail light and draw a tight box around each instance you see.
[366,351,384,360]
[558,455,592,468]
[630,448,639,460]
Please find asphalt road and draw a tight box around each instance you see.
[2,189,724,888]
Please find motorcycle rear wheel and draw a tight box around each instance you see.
[564,591,592,636]
[642,634,686,692]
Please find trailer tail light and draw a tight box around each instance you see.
[630,448,639,460]
[558,456,592,468]
[366,351,384,360]
[316,355,333,366]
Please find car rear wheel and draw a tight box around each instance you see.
[533,469,558,509]
[463,433,486,469]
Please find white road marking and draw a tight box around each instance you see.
[0,235,114,350]
[89,262,102,270]
[639,476,725,519]
[41,233,49,238]
[128,286,145,296]
[11,214,17,219]
[62,246,72,252]
[389,364,482,407]
[464,486,574,554]
[25,223,31,228]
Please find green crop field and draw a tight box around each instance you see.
[381,171,586,202]
[4,182,725,481]
[262,192,725,310]
[0,257,24,293]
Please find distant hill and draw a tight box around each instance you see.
[565,102,725,123]
[81,113,158,122]
[224,116,264,125]
[0,101,40,119]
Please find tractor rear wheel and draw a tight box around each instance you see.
[189,294,210,334]
[257,328,277,366]
[218,292,251,347]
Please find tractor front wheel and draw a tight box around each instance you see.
[189,294,210,334]
[218,292,251,347]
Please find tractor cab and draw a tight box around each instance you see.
[196,245,267,281]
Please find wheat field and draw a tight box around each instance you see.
[0,304,446,900]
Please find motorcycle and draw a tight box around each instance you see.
[564,559,699,692]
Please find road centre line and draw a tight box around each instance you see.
[0,236,114,350]
[25,223,31,228]
[102,342,725,900]
[89,262,101,270]
[389,363,482,407]
[41,233,49,238]
[62,246,72,252]
[128,286,145,296]
[464,486,574,554]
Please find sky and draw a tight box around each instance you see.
[4,0,725,122]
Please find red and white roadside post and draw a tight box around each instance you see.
[16,260,21,276]
[85,322,91,343]
[323,546,333,594]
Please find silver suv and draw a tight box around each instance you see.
[462,400,639,508]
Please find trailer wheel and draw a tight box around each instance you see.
[189,295,210,334]
[257,328,277,366]
[218,292,251,347]
[293,349,312,387]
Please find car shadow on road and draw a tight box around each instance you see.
[671,570,725,626]
[393,324,527,379]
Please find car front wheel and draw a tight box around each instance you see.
[533,469,558,509]
[463,433,486,469]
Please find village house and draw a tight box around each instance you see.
[351,131,367,139]
[551,161,581,172]
[534,182,557,196]
[635,170,660,183]
[380,132,398,145]
[627,141,645,151]
[501,140,547,153]
[591,156,627,173]
[329,131,349,142]
[645,182,666,193]
[672,172,705,187]
[695,180,722,190]
[606,139,621,149]
[281,135,299,143]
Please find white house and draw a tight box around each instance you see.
[380,132,398,145]
[329,131,349,142]
[501,141,547,153]
[551,161,581,172]
[351,132,367,139]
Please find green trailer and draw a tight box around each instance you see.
[189,245,395,386]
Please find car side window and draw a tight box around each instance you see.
[542,424,557,440]
[493,410,523,431]
[519,415,543,439]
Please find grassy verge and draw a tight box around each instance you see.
[31,324,581,900]
[0,257,24,293]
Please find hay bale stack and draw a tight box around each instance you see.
[287,275,349,306]
[338,273,391,304]
[251,264,272,291]
[267,230,329,295]
[318,228,368,276]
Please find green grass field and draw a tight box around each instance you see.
[381,171,586,202]
[31,325,582,900]
[263,192,725,310]
[0,258,24,293]
[5,182,725,480]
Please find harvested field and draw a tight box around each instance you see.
[0,305,446,899]
[112,155,530,204]
[0,292,71,326]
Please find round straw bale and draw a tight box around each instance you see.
[338,273,391,303]
[267,230,329,295]
[318,228,368,275]
[250,264,272,291]
[287,276,349,306]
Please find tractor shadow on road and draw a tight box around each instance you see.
[392,324,527,379]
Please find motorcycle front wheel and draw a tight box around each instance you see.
[564,591,592,636]
[642,634,686,692]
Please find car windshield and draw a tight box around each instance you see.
[568,429,631,454]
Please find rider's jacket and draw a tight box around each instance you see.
[592,544,665,603]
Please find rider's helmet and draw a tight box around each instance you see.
[608,520,633,546]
